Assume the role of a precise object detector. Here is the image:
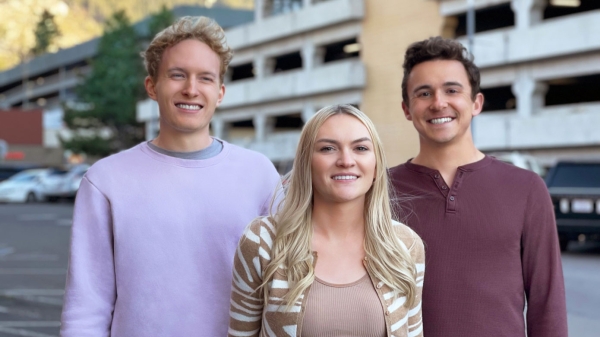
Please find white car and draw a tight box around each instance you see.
[0,169,51,203]
[41,164,90,201]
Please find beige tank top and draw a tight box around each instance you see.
[302,274,386,337]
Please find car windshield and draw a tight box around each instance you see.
[550,164,600,188]
[8,172,37,182]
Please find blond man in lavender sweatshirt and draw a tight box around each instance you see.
[60,17,280,337]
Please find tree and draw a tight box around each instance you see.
[62,7,176,157]
[62,10,145,157]
[146,4,175,39]
[31,9,61,56]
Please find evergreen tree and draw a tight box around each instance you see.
[31,9,61,56]
[147,5,175,39]
[62,10,145,157]
[62,7,176,157]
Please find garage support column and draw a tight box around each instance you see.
[512,71,547,117]
[511,0,547,30]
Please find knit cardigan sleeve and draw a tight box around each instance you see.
[407,230,425,337]
[229,218,274,337]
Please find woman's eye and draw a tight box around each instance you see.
[356,146,369,151]
[319,146,334,152]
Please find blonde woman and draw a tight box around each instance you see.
[229,105,424,337]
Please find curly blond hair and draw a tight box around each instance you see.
[141,16,233,83]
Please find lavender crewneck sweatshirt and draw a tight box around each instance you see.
[60,141,281,337]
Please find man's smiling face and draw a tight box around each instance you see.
[144,39,225,136]
[402,59,483,147]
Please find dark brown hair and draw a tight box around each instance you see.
[401,36,480,105]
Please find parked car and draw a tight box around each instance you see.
[490,151,545,176]
[41,164,90,201]
[545,161,600,251]
[0,168,53,203]
[0,163,45,182]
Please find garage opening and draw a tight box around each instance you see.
[452,3,515,37]
[480,86,516,112]
[544,0,600,20]
[545,73,600,106]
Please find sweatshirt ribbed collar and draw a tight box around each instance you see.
[139,138,232,168]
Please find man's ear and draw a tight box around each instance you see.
[216,83,225,107]
[402,101,412,121]
[144,76,157,101]
[472,92,484,117]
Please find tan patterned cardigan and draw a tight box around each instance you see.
[228,217,425,337]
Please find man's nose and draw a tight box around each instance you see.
[182,79,199,97]
[430,92,448,111]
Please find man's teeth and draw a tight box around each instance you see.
[177,104,201,110]
[333,175,358,180]
[430,117,453,124]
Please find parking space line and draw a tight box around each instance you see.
[0,269,65,275]
[0,247,15,257]
[16,214,58,222]
[55,219,72,226]
[0,290,63,297]
[0,322,61,328]
[0,326,57,337]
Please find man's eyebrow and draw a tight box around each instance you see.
[443,81,464,87]
[166,68,217,77]
[412,82,464,94]
[167,67,186,73]
[412,84,432,93]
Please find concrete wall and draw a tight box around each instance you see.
[360,0,443,166]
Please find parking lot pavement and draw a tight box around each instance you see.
[0,203,72,337]
[0,203,599,336]
[562,241,600,337]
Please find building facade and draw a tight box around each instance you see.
[137,0,443,170]
[440,0,600,167]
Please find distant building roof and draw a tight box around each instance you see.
[0,5,253,88]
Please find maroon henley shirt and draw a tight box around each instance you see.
[389,155,567,337]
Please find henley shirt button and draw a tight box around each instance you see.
[377,281,384,289]
[450,196,455,201]
[385,310,390,316]
[434,174,440,178]
[441,185,447,190]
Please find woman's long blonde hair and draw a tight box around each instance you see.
[263,104,418,309]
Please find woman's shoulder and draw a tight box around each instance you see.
[239,216,277,251]
[391,220,423,252]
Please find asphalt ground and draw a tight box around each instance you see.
[0,203,598,336]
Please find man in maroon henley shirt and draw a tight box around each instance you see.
[389,37,568,337]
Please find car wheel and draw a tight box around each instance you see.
[559,236,569,252]
[26,192,37,203]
